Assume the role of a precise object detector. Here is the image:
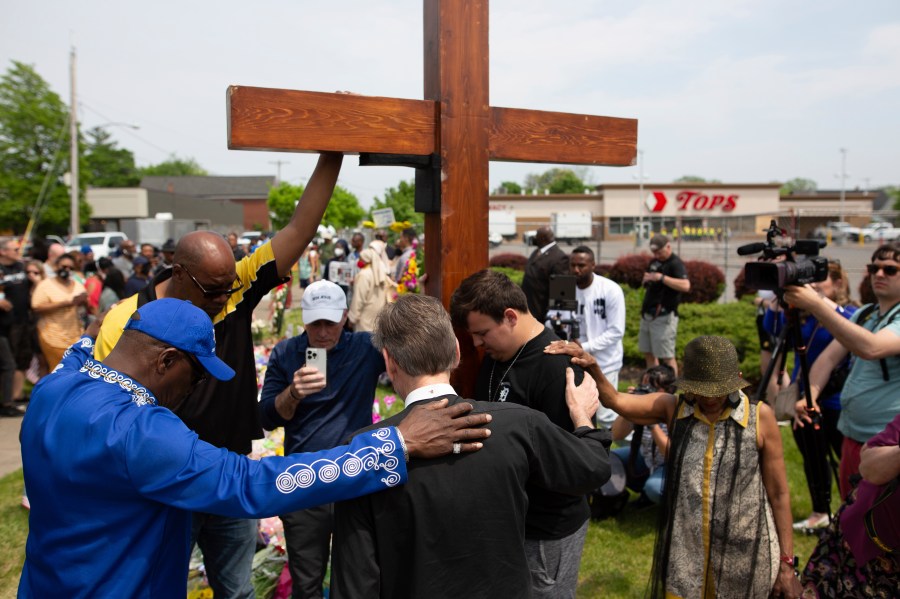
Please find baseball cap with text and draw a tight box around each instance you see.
[301,280,347,325]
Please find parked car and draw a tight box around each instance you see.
[811,221,856,242]
[853,222,900,243]
[238,231,265,248]
[64,232,129,259]
[489,231,503,248]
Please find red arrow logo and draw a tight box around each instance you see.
[645,191,667,212]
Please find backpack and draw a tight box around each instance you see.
[854,302,900,382]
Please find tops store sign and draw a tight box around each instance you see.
[645,190,738,213]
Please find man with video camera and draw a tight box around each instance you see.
[784,241,900,500]
[639,234,690,376]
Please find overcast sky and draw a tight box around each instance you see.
[3,0,898,207]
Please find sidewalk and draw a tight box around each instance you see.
[0,413,23,478]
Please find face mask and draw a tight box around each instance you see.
[334,248,345,258]
[57,268,71,280]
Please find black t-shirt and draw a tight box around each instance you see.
[0,261,30,333]
[127,249,284,454]
[642,253,687,314]
[475,327,593,540]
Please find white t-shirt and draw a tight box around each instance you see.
[548,274,625,373]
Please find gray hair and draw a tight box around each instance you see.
[372,295,458,376]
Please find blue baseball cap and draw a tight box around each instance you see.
[124,298,235,381]
[80,245,93,254]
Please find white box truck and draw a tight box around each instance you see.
[551,211,592,243]
[488,208,517,247]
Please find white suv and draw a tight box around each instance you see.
[65,232,129,259]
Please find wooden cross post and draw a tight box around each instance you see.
[228,0,637,393]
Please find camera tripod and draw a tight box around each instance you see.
[757,299,839,527]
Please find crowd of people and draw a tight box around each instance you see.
[7,157,899,598]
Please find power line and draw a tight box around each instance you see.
[79,101,173,157]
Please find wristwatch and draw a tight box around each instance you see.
[779,554,798,568]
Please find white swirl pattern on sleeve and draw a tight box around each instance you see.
[275,428,402,494]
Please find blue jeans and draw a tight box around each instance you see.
[191,513,258,599]
[611,446,666,504]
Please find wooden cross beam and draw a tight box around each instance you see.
[227,0,637,393]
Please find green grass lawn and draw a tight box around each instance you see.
[0,425,833,598]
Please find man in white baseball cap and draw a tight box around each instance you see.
[258,279,387,598]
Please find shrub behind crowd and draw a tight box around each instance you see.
[488,253,528,270]
[619,286,760,383]
[607,253,724,304]
[682,260,725,304]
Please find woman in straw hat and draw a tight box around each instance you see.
[547,335,802,599]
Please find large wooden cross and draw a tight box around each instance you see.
[228,0,637,392]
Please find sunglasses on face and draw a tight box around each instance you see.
[177,264,243,299]
[866,264,900,277]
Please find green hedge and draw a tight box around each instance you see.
[622,286,760,382]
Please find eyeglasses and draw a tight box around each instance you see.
[866,263,900,277]
[179,350,209,389]
[177,264,243,299]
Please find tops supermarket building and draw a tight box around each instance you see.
[490,183,882,241]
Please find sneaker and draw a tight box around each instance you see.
[0,405,25,417]
[792,513,830,531]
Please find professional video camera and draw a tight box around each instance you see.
[738,220,828,291]
[546,274,580,341]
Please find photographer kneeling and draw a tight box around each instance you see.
[610,365,675,505]
[783,241,900,500]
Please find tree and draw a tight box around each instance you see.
[673,175,722,184]
[140,155,208,177]
[370,180,423,226]
[888,187,900,211]
[83,126,140,188]
[323,185,365,229]
[523,168,586,194]
[780,177,818,195]
[493,181,522,195]
[0,61,89,236]
[268,182,365,231]
[267,181,304,230]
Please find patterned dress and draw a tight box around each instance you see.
[664,393,780,598]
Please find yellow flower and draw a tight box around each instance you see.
[389,220,413,233]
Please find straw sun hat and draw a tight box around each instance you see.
[674,336,750,397]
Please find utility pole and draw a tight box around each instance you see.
[838,148,848,224]
[69,46,79,238]
[636,149,645,247]
[268,159,290,184]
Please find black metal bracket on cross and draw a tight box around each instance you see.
[358,153,442,214]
